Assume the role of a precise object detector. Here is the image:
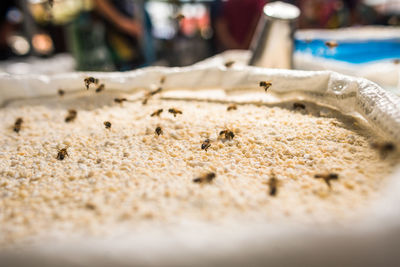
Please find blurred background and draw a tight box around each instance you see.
[0,0,399,74]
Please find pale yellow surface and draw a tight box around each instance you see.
[0,91,398,246]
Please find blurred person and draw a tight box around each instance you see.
[214,0,267,51]
[93,0,153,70]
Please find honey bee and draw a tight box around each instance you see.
[224,60,235,68]
[65,109,77,123]
[142,98,149,105]
[150,109,163,117]
[314,173,339,188]
[174,13,185,21]
[58,89,65,96]
[95,84,105,93]
[267,171,279,196]
[155,126,163,136]
[160,76,166,84]
[325,40,338,49]
[201,139,211,151]
[168,108,182,117]
[259,81,272,92]
[219,129,235,140]
[84,77,99,90]
[293,102,306,110]
[193,172,216,184]
[114,98,127,104]
[104,121,111,129]
[56,146,69,161]
[371,142,396,159]
[227,104,237,111]
[394,59,400,64]
[148,87,162,96]
[13,117,23,133]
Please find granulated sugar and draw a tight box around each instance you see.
[0,91,398,245]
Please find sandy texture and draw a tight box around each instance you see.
[0,91,398,246]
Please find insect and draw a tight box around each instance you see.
[267,171,279,196]
[114,98,127,104]
[224,60,235,68]
[219,129,235,140]
[58,89,65,96]
[142,98,149,105]
[371,142,396,159]
[174,13,185,21]
[201,139,211,151]
[65,109,77,123]
[150,109,163,117]
[148,87,162,97]
[104,121,111,129]
[227,104,237,111]
[160,76,166,84]
[155,126,163,136]
[95,84,105,93]
[314,173,339,188]
[259,81,272,92]
[56,146,69,161]
[168,108,182,117]
[394,59,400,64]
[293,102,306,110]
[325,40,338,49]
[193,172,216,184]
[13,117,23,133]
[84,77,99,90]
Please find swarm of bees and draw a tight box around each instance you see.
[104,121,112,129]
[219,129,235,141]
[114,98,128,104]
[267,171,279,196]
[155,126,163,136]
[224,61,235,68]
[201,139,211,151]
[293,102,306,110]
[84,77,99,90]
[193,172,216,184]
[371,142,396,159]
[325,40,338,49]
[227,104,237,111]
[56,146,69,161]
[13,117,23,133]
[314,173,339,188]
[58,89,65,96]
[259,81,272,92]
[168,108,182,117]
[95,84,105,93]
[65,109,77,123]
[151,109,163,117]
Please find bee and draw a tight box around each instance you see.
[151,109,163,117]
[13,117,23,133]
[201,139,211,151]
[224,60,235,68]
[314,173,339,188]
[325,40,338,49]
[160,76,166,84]
[293,102,306,110]
[168,108,182,117]
[267,171,279,196]
[393,59,400,65]
[259,81,272,92]
[193,172,216,184]
[58,89,65,96]
[114,98,127,104]
[227,104,237,111]
[142,98,149,105]
[219,129,235,140]
[104,121,111,129]
[56,146,69,161]
[65,109,77,123]
[95,84,105,93]
[371,142,396,159]
[174,13,185,21]
[84,77,99,90]
[148,87,162,96]
[155,126,163,136]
